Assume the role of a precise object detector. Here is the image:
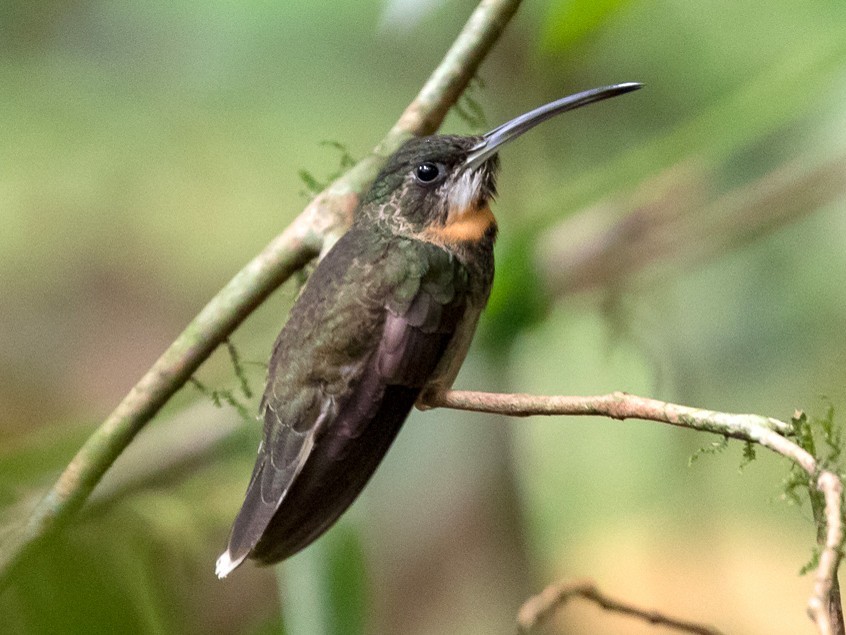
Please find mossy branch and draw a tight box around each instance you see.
[0,0,524,587]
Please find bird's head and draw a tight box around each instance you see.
[357,82,643,246]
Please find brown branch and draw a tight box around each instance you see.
[424,389,844,635]
[0,0,524,587]
[813,471,845,635]
[516,578,724,635]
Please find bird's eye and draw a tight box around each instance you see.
[415,162,441,184]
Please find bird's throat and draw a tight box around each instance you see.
[423,204,496,245]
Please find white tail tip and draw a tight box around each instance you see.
[215,550,245,579]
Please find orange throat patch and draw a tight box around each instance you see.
[423,205,496,245]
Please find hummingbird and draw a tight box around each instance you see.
[215,82,642,578]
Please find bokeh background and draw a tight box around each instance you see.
[3,1,846,633]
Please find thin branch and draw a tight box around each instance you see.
[424,389,844,635]
[813,471,845,635]
[0,0,523,586]
[516,578,724,635]
[428,388,798,460]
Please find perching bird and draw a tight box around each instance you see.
[216,82,642,578]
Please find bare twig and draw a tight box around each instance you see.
[516,578,724,635]
[813,472,845,635]
[0,0,524,586]
[424,389,844,635]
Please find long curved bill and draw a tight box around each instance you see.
[464,82,643,171]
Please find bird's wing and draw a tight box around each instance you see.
[216,235,465,577]
[216,390,334,577]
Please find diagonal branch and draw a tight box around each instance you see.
[0,0,524,586]
[425,389,844,635]
[516,578,725,635]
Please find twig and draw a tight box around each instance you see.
[0,0,524,586]
[424,389,844,635]
[516,578,724,635]
[813,471,845,635]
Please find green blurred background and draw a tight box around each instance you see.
[2,1,846,633]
